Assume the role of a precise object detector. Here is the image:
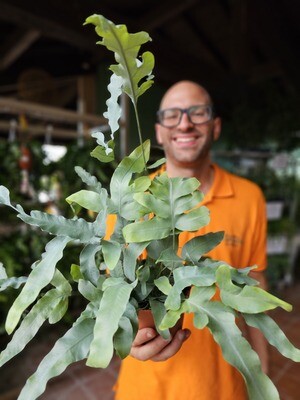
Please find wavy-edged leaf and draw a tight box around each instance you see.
[217,265,292,313]
[154,276,172,295]
[85,14,154,103]
[5,236,70,334]
[165,266,218,310]
[0,185,13,207]
[0,276,27,291]
[149,299,170,339]
[123,217,170,243]
[123,241,149,281]
[102,239,122,270]
[17,318,95,400]
[113,315,134,359]
[66,190,107,213]
[74,166,103,193]
[78,279,102,303]
[103,73,123,136]
[243,313,300,361]
[181,231,224,263]
[109,140,150,219]
[17,210,100,243]
[87,280,137,368]
[79,243,101,285]
[90,141,115,161]
[186,299,280,400]
[0,288,66,367]
[175,206,210,231]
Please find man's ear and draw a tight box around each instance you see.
[213,117,221,141]
[155,123,163,144]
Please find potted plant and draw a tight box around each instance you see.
[0,14,299,400]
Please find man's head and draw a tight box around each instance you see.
[155,80,221,168]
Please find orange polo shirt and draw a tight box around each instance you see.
[113,163,267,400]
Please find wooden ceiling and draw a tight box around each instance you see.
[0,0,300,120]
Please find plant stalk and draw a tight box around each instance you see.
[133,102,147,172]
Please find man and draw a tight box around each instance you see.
[114,80,268,400]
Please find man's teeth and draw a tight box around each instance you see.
[175,137,196,143]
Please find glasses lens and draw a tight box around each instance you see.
[188,105,212,125]
[158,108,182,127]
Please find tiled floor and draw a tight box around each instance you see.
[0,282,299,400]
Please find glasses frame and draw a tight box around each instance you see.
[156,104,214,128]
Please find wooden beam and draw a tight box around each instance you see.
[0,120,88,140]
[0,97,107,126]
[0,28,40,70]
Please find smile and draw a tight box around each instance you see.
[173,136,199,144]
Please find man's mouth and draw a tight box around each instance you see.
[173,136,199,144]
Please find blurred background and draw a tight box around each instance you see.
[0,1,299,399]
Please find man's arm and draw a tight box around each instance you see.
[247,270,269,374]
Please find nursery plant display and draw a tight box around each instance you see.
[0,14,300,400]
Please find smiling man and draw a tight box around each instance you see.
[114,80,269,400]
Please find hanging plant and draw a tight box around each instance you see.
[0,14,299,400]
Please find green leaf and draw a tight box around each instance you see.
[154,276,172,295]
[165,266,217,310]
[109,141,150,219]
[78,279,102,303]
[0,289,65,367]
[243,313,300,362]
[123,217,171,242]
[0,275,27,291]
[74,166,103,193]
[66,190,107,213]
[17,210,101,243]
[181,231,224,263]
[133,176,151,192]
[175,206,210,231]
[159,306,184,332]
[87,280,137,368]
[79,244,101,286]
[156,247,183,269]
[147,157,166,169]
[149,299,170,339]
[17,318,95,400]
[216,265,292,313]
[113,316,134,359]
[123,242,149,281]
[85,14,154,104]
[90,141,115,162]
[103,73,123,136]
[0,185,13,207]
[5,236,70,334]
[134,192,169,217]
[48,297,69,324]
[70,264,83,282]
[186,299,280,400]
[102,239,122,270]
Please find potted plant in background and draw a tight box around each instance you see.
[0,14,299,400]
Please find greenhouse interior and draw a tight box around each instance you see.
[0,1,299,400]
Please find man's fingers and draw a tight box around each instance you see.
[130,328,191,362]
[151,329,191,362]
[131,327,158,346]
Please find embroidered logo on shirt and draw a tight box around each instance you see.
[224,234,243,247]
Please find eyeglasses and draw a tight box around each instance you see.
[157,105,214,128]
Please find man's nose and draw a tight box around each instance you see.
[178,111,193,130]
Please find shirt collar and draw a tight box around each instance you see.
[202,163,234,205]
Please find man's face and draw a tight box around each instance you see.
[155,83,221,167]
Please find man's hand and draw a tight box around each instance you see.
[130,327,191,362]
